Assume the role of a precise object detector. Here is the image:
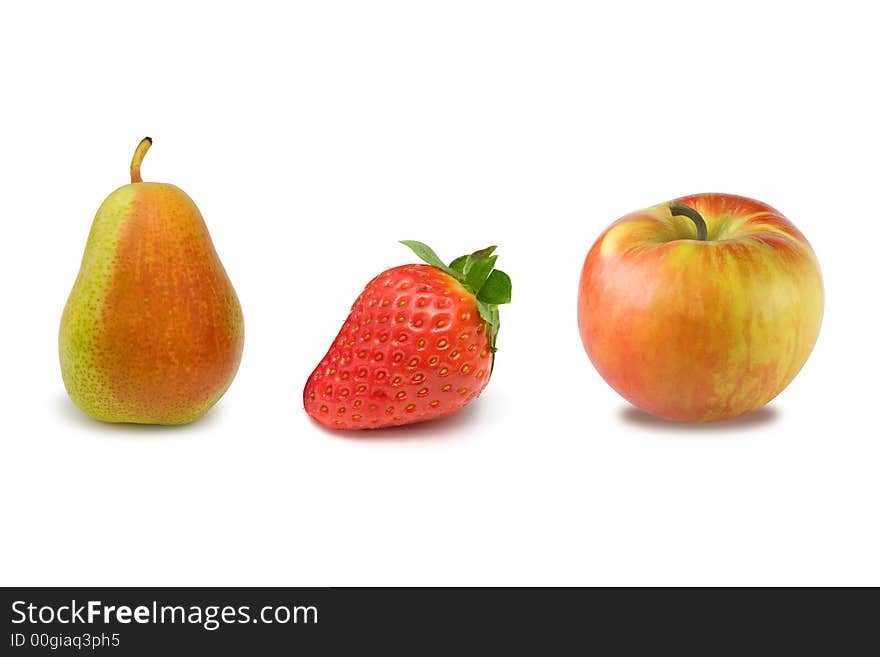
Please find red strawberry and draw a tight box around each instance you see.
[303,241,512,430]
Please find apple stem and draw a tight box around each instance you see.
[130,137,153,184]
[669,201,708,241]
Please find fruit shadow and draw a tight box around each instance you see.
[312,402,484,443]
[619,404,780,435]
[54,393,225,436]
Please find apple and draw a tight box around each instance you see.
[577,193,824,422]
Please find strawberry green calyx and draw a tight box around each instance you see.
[399,240,512,352]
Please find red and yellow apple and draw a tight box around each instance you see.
[577,193,823,422]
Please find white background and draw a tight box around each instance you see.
[1,1,878,586]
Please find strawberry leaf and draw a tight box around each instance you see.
[476,299,493,324]
[449,255,469,274]
[466,255,497,291]
[468,245,497,262]
[450,246,496,278]
[399,240,460,279]
[477,269,512,305]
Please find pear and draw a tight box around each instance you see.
[59,138,244,425]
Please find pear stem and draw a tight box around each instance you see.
[669,201,709,241]
[130,137,153,183]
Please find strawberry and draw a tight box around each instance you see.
[303,241,512,430]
